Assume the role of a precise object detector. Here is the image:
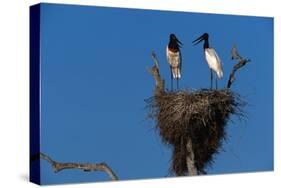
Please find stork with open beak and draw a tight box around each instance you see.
[166,34,182,91]
[192,33,223,89]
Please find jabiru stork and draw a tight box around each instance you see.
[192,33,223,89]
[166,34,182,90]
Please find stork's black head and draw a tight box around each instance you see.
[169,33,182,48]
[202,33,209,40]
[170,34,177,40]
[192,33,209,48]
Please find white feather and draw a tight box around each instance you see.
[166,46,181,79]
[205,48,223,79]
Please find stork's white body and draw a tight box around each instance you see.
[205,48,223,79]
[166,46,181,79]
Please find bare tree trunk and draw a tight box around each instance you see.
[148,51,198,176]
[186,138,198,176]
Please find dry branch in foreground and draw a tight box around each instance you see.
[36,152,118,181]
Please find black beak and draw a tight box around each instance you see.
[192,35,204,45]
[176,38,183,46]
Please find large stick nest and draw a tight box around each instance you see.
[146,89,245,175]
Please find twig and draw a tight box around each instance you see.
[39,152,118,181]
[227,45,251,89]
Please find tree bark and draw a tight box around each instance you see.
[186,138,198,176]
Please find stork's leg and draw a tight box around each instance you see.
[210,69,213,90]
[170,67,173,91]
[177,78,179,90]
[215,78,218,90]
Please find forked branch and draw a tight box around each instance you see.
[39,152,118,181]
[227,45,251,88]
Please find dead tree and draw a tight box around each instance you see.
[146,50,246,176]
[147,52,198,176]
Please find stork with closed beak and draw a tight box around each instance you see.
[166,34,182,91]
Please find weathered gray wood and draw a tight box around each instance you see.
[227,45,251,88]
[40,152,118,181]
[147,52,165,96]
[186,138,198,176]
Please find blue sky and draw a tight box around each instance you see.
[38,3,273,184]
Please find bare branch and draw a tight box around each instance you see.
[39,152,118,181]
[227,45,251,89]
[147,51,165,96]
[231,44,243,61]
[151,51,160,68]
